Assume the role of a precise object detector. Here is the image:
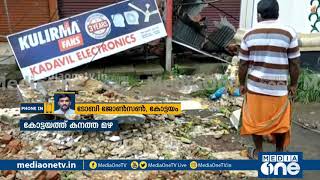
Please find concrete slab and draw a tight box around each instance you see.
[0,43,13,56]
[0,56,16,65]
[174,63,197,75]
[105,64,135,74]
[196,63,227,74]
[66,66,105,76]
[176,62,228,75]
[134,63,164,75]
[0,64,17,73]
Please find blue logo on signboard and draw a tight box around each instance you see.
[258,152,303,178]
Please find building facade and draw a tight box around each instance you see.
[0,0,241,41]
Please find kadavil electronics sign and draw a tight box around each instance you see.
[7,0,167,81]
[259,152,303,178]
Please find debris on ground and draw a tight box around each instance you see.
[0,69,259,179]
[209,56,241,101]
[230,109,241,130]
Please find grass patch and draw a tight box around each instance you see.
[161,71,171,80]
[94,73,141,86]
[172,64,183,77]
[171,64,194,77]
[127,75,141,86]
[296,69,320,103]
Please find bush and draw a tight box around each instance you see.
[296,69,320,103]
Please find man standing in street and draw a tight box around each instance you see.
[238,0,300,159]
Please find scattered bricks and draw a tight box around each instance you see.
[6,139,22,154]
[46,171,60,180]
[0,134,12,144]
[4,174,15,180]
[104,92,115,98]
[55,152,64,158]
[33,171,41,175]
[240,150,248,158]
[34,171,47,180]
[44,142,52,147]
[2,170,16,177]
[36,174,46,180]
[22,176,31,180]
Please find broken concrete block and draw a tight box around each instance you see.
[113,115,146,124]
[230,109,241,130]
[83,79,106,93]
[212,131,224,139]
[167,114,176,121]
[0,108,28,126]
[179,100,203,110]
[180,137,192,144]
[0,134,13,144]
[178,85,200,94]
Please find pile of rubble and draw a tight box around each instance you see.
[0,111,256,179]
[17,76,136,103]
[0,65,258,179]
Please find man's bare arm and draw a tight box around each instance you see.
[288,58,300,95]
[238,60,249,94]
[239,60,249,86]
[289,58,300,86]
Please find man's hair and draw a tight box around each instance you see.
[57,94,71,101]
[258,0,279,20]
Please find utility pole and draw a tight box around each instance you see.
[165,0,173,72]
[4,0,12,33]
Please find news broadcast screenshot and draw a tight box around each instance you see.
[0,0,319,179]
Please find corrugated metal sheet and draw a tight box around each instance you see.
[201,0,241,31]
[58,0,119,18]
[203,17,236,52]
[0,0,51,41]
[173,18,205,49]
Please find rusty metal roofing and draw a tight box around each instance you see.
[201,0,241,31]
[0,0,52,41]
[58,0,118,18]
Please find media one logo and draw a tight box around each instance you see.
[260,155,300,176]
